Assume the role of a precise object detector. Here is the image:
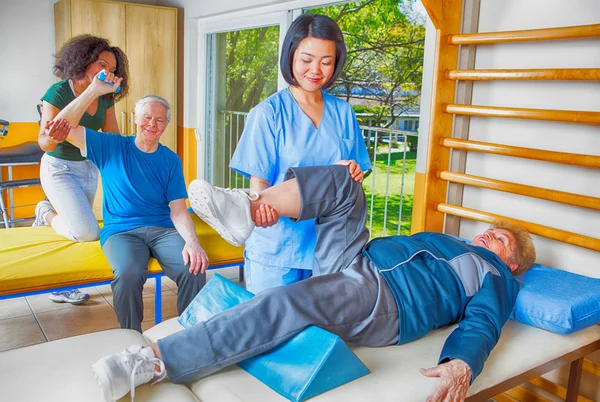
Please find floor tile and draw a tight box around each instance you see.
[36,302,120,341]
[142,277,170,296]
[142,292,178,321]
[0,297,32,320]
[0,315,46,352]
[26,287,105,314]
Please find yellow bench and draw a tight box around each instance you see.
[0,214,244,323]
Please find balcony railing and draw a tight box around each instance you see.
[218,110,418,238]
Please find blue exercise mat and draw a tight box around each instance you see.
[179,274,370,401]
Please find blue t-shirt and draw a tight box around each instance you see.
[230,88,371,269]
[84,128,187,245]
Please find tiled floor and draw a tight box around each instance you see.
[0,267,242,352]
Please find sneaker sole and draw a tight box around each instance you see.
[48,295,89,305]
[188,180,245,247]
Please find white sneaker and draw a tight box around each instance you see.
[188,179,257,247]
[32,200,54,227]
[92,345,166,402]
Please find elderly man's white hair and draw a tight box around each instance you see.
[134,95,171,123]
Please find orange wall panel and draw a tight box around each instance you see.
[0,122,44,220]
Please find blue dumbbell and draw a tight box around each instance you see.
[97,71,121,94]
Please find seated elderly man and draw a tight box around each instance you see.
[91,165,535,402]
[45,72,208,332]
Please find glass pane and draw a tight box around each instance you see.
[305,1,426,237]
[209,25,280,188]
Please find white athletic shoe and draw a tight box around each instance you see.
[188,179,257,247]
[32,200,54,227]
[92,345,166,402]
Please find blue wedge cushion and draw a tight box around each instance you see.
[179,274,370,402]
[510,264,600,334]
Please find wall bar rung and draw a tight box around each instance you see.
[441,138,600,168]
[438,171,600,210]
[446,68,600,81]
[443,104,600,124]
[436,203,600,252]
[449,24,600,45]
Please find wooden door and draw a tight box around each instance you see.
[69,0,127,136]
[126,4,177,150]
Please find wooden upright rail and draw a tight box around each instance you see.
[446,68,600,81]
[449,23,600,45]
[443,104,600,124]
[436,204,600,252]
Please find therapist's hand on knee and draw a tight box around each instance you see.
[183,241,209,275]
[337,160,364,183]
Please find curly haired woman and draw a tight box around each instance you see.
[34,35,129,304]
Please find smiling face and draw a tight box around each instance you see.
[472,228,518,271]
[135,101,169,145]
[85,50,117,83]
[291,37,336,92]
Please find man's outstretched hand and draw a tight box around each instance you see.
[421,359,472,402]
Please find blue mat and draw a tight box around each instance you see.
[179,274,370,401]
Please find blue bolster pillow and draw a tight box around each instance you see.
[510,264,600,335]
[179,274,370,401]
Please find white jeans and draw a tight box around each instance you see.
[39,154,100,241]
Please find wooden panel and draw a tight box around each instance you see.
[69,0,126,47]
[491,394,518,402]
[441,138,600,168]
[419,0,463,233]
[437,203,600,252]
[447,68,600,81]
[529,376,593,402]
[70,0,127,135]
[126,5,177,150]
[506,385,552,402]
[420,0,442,29]
[583,358,600,376]
[444,104,600,124]
[54,0,71,51]
[449,24,600,45]
[438,171,600,210]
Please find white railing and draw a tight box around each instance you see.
[219,111,418,237]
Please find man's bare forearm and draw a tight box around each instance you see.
[55,87,102,129]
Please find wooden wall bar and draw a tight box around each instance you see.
[443,104,600,124]
[437,171,600,210]
[436,203,600,252]
[446,68,600,81]
[449,23,600,45]
[441,138,600,168]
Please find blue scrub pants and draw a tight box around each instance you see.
[243,259,311,294]
[158,165,399,383]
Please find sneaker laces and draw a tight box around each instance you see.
[223,187,259,201]
[129,353,166,401]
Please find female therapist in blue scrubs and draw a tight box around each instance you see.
[230,14,371,294]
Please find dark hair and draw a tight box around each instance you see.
[280,14,346,89]
[54,34,129,102]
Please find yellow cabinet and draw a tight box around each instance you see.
[54,0,177,151]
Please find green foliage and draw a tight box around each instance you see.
[225,26,280,112]
[308,0,425,127]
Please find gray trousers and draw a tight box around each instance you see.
[103,227,206,332]
[158,166,399,383]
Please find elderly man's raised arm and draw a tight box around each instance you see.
[46,71,122,150]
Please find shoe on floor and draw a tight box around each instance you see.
[92,345,166,402]
[48,289,90,305]
[188,179,257,247]
[32,200,54,227]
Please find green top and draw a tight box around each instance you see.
[41,80,115,161]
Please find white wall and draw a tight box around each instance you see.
[458,0,600,278]
[0,0,57,123]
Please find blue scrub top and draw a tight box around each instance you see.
[230,87,371,269]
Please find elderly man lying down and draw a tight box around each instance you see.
[92,165,536,402]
